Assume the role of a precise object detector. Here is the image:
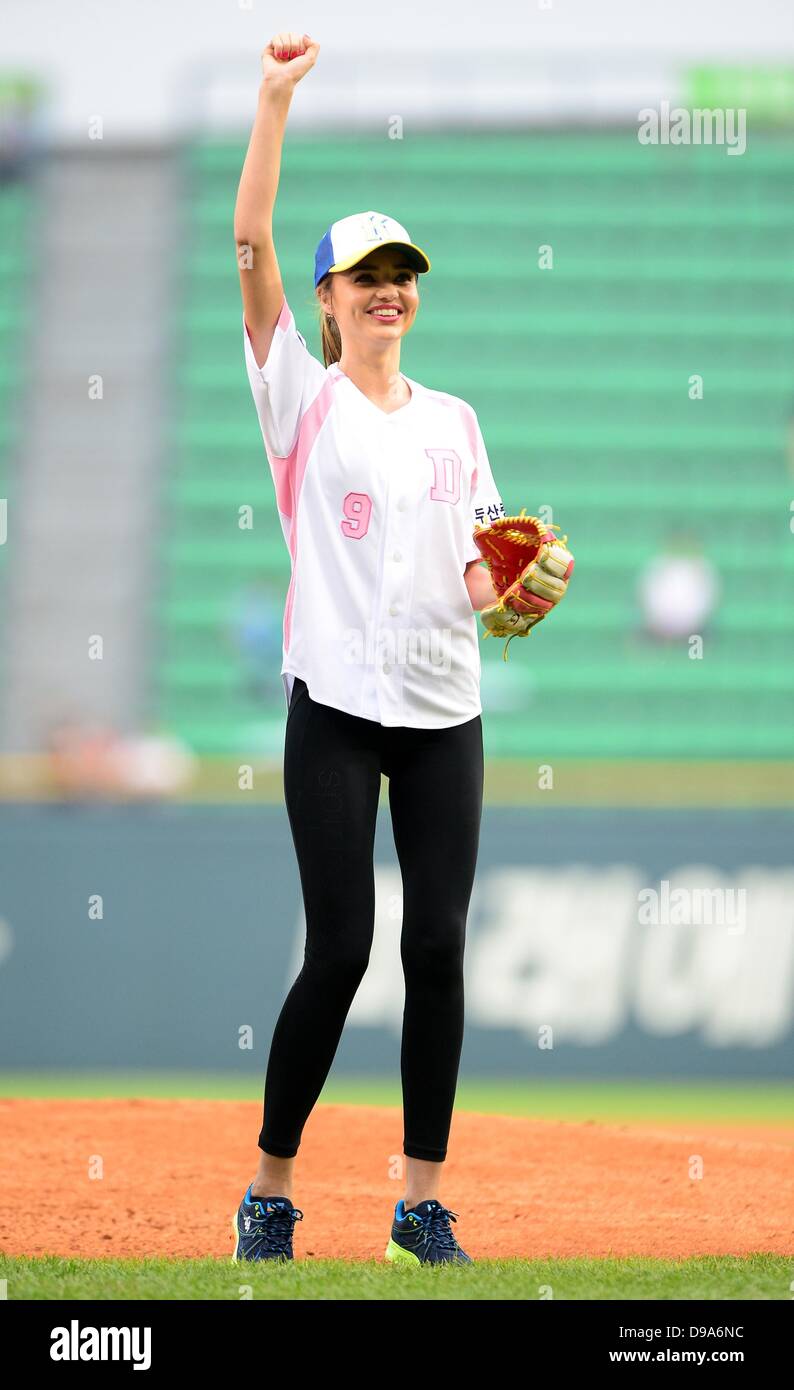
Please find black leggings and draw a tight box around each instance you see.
[259,676,484,1163]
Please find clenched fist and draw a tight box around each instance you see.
[261,32,320,86]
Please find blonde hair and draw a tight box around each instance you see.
[315,272,342,367]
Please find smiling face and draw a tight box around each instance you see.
[316,244,420,354]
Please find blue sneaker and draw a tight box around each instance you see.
[231,1184,304,1263]
[384,1198,473,1266]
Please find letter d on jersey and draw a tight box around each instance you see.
[427,449,462,505]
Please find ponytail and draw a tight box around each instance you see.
[315,273,342,366]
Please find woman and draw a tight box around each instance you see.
[231,31,508,1267]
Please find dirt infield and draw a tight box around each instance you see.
[1,1099,792,1260]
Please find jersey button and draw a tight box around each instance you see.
[383,662,392,674]
[389,604,399,616]
[393,549,402,562]
[397,497,406,511]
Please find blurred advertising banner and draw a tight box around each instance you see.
[0,806,791,1077]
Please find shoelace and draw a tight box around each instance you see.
[251,1204,304,1255]
[418,1204,461,1255]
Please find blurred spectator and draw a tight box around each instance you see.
[47,721,126,800]
[637,533,721,642]
[112,731,197,799]
[46,720,196,802]
[227,579,284,703]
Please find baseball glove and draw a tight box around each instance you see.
[472,510,575,660]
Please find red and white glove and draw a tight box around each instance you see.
[472,511,575,659]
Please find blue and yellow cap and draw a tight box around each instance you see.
[314,211,431,289]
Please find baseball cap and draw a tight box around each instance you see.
[314,210,431,289]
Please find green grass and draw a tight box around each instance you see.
[0,1254,788,1301]
[1,1073,791,1123]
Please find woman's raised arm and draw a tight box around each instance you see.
[234,33,320,370]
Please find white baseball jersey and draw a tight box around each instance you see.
[243,296,505,728]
